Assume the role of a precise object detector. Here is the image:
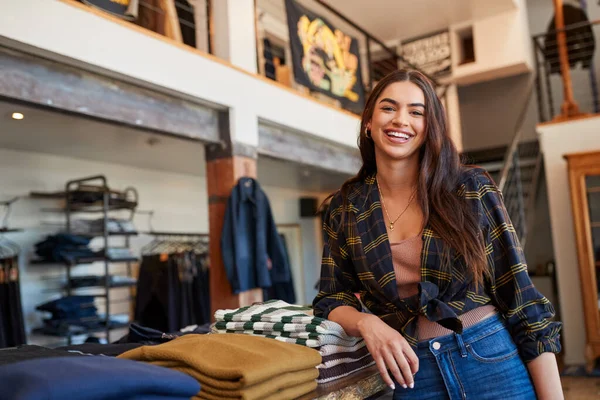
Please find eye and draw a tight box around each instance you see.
[381,106,395,112]
[411,110,424,116]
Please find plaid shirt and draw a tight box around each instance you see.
[313,167,561,362]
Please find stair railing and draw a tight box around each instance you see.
[497,75,539,246]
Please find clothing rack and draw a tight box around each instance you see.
[141,231,209,256]
[30,175,139,344]
[0,251,26,348]
[0,197,23,233]
[135,231,211,332]
[141,231,209,237]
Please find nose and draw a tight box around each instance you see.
[392,111,409,127]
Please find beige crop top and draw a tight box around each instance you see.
[391,235,496,340]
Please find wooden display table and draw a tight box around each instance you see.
[300,366,389,400]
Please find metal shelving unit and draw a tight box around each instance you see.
[31,175,139,344]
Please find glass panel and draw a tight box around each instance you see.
[585,175,600,310]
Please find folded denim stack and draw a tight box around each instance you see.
[35,296,123,336]
[37,296,97,320]
[118,333,321,400]
[34,234,95,263]
[68,275,137,289]
[71,218,137,235]
[105,247,135,260]
[67,184,137,209]
[114,322,211,345]
[212,300,375,384]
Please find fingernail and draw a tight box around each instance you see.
[389,384,396,390]
[409,382,414,389]
[402,384,407,389]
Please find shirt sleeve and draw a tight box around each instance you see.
[474,171,562,362]
[220,190,239,293]
[312,194,362,319]
[265,196,291,284]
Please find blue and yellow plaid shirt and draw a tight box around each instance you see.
[313,167,561,362]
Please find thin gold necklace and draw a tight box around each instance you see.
[376,176,417,232]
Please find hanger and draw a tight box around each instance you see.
[141,233,209,256]
[0,234,19,260]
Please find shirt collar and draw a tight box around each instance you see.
[238,177,257,203]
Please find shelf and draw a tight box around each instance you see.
[30,256,139,266]
[41,203,137,213]
[31,189,134,200]
[32,320,129,338]
[78,231,138,238]
[592,222,600,228]
[0,228,23,233]
[66,280,137,291]
[30,191,66,199]
[587,187,600,193]
[141,231,208,237]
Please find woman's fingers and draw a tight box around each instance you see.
[404,346,419,376]
[392,347,415,389]
[373,353,395,389]
[383,352,406,388]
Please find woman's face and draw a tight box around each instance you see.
[367,81,427,164]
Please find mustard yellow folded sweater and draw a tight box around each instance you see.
[118,334,321,399]
[197,379,318,400]
[197,368,318,400]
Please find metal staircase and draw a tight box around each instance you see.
[463,77,542,249]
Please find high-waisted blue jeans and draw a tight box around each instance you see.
[393,314,536,399]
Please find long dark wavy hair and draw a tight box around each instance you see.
[329,69,488,287]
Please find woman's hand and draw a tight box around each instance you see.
[357,314,419,390]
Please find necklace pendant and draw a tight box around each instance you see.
[389,222,394,231]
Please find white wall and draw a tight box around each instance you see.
[0,146,328,346]
[450,0,533,86]
[459,72,537,151]
[0,0,360,149]
[537,116,600,365]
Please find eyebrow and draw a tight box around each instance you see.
[379,98,425,108]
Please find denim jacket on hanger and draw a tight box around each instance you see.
[221,177,290,293]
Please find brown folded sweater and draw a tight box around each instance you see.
[118,334,321,390]
[197,368,318,400]
[197,379,318,400]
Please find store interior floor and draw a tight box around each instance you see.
[561,377,600,399]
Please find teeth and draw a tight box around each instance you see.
[387,131,410,139]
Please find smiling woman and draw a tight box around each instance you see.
[313,69,564,399]
[367,82,426,163]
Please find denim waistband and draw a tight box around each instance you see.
[417,313,506,352]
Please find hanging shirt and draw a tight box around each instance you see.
[221,177,291,293]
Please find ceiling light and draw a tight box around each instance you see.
[11,112,24,120]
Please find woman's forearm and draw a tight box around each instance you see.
[527,352,563,400]
[328,306,377,337]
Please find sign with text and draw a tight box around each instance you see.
[401,30,452,78]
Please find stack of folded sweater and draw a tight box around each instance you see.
[212,300,376,384]
[118,333,322,400]
[0,354,200,400]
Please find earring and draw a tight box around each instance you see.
[365,128,372,139]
